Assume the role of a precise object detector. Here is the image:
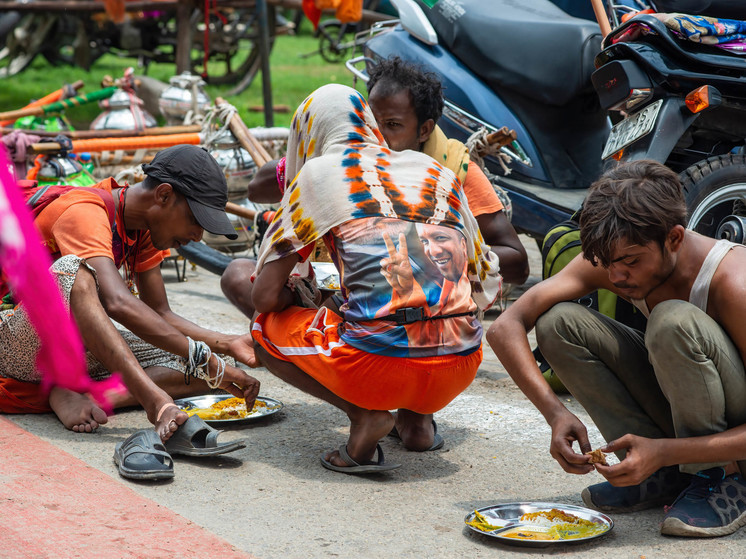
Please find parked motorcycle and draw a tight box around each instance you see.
[347,0,746,242]
[591,9,746,238]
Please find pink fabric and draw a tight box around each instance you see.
[0,146,125,413]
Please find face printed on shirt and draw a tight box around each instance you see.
[418,223,468,283]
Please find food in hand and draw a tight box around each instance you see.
[586,448,609,465]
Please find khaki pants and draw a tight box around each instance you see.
[536,300,746,474]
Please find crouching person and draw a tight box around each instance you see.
[488,160,746,537]
[248,84,501,474]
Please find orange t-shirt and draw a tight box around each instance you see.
[34,178,168,273]
[461,161,503,217]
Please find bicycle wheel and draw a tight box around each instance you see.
[317,21,351,64]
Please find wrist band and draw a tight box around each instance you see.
[182,336,225,389]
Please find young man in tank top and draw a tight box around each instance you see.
[487,159,746,538]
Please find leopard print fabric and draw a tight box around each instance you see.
[0,255,184,382]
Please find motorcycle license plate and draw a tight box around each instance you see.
[602,99,663,159]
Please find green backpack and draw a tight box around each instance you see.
[536,213,647,393]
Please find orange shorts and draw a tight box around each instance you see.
[251,306,481,414]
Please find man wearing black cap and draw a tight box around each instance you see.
[0,144,260,447]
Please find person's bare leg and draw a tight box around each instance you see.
[221,259,257,319]
[48,387,109,433]
[394,409,436,451]
[254,344,393,466]
[67,266,187,440]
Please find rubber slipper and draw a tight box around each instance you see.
[320,443,401,474]
[388,420,444,451]
[164,415,246,457]
[113,429,174,481]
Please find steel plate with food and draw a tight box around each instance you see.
[174,395,283,426]
[464,502,612,547]
[311,262,340,291]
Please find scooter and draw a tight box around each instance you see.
[348,0,608,241]
[347,0,746,241]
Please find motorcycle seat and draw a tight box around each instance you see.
[606,15,746,73]
[416,0,602,106]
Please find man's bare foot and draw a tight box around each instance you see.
[49,387,109,433]
[324,409,394,468]
[393,409,436,451]
[154,402,188,442]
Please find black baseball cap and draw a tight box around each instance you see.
[142,145,237,239]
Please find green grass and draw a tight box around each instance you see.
[0,26,362,131]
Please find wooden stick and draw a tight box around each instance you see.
[31,132,202,154]
[215,97,272,167]
[590,0,612,37]
[486,127,518,149]
[225,201,256,220]
[0,80,84,127]
[248,105,291,113]
[1,125,202,139]
[0,87,117,122]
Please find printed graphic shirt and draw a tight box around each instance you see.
[329,216,481,357]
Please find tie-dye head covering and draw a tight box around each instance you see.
[256,83,501,309]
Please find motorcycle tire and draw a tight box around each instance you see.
[681,154,746,238]
[176,241,234,277]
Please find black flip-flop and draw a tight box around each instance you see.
[320,444,401,475]
[114,429,174,480]
[388,419,445,451]
[165,415,246,457]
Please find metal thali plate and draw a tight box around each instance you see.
[174,394,283,427]
[464,502,613,547]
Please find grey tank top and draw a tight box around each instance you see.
[631,238,740,318]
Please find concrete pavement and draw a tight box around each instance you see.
[2,238,744,558]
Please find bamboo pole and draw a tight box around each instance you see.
[590,0,612,37]
[215,97,272,167]
[0,87,117,122]
[1,125,202,139]
[0,80,84,127]
[30,132,202,154]
[225,201,256,220]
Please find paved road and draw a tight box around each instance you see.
[2,238,744,558]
